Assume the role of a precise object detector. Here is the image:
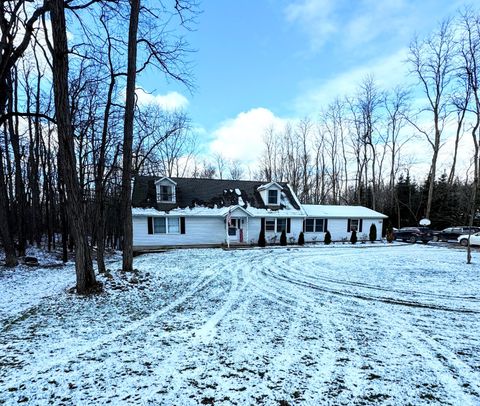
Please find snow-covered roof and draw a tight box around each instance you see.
[302,204,387,219]
[257,181,283,191]
[154,176,177,185]
[132,204,306,218]
[132,176,302,212]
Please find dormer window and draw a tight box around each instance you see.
[158,185,174,202]
[257,181,283,207]
[268,189,278,205]
[155,177,177,203]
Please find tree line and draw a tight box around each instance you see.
[0,0,198,292]
[195,9,480,236]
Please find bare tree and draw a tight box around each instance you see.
[228,159,244,180]
[50,0,98,293]
[458,9,480,263]
[214,152,227,179]
[121,0,140,273]
[407,19,457,218]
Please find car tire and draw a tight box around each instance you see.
[460,239,469,247]
[432,235,439,242]
[409,236,416,243]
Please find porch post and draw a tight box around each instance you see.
[225,215,230,248]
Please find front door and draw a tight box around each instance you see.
[228,218,239,241]
[228,218,244,242]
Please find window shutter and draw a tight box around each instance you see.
[147,217,153,234]
[261,217,265,232]
[180,217,186,234]
[324,219,328,232]
[347,219,351,232]
[359,219,363,232]
[287,218,291,233]
[303,219,306,232]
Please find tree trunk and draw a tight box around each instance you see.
[121,0,141,273]
[50,0,99,293]
[0,146,18,266]
[8,71,27,256]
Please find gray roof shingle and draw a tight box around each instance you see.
[132,176,301,212]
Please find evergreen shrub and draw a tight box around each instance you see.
[324,230,332,245]
[369,224,377,242]
[350,230,357,244]
[258,229,266,247]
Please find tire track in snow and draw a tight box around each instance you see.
[261,265,480,314]
[142,265,251,404]
[391,311,480,401]
[1,270,221,386]
[247,249,480,404]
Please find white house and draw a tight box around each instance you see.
[302,204,387,243]
[132,176,388,250]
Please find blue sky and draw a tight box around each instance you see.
[138,0,470,167]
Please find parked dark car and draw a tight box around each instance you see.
[393,227,434,243]
[432,226,480,242]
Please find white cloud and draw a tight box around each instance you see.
[136,88,189,111]
[209,108,288,165]
[284,0,338,50]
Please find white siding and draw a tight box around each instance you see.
[303,218,384,242]
[133,216,226,248]
[246,217,304,245]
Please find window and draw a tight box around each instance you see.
[168,217,180,233]
[228,219,238,236]
[305,218,324,233]
[277,218,287,232]
[268,190,278,205]
[305,219,315,232]
[350,219,359,231]
[153,217,180,234]
[153,218,166,234]
[265,219,276,231]
[264,218,290,233]
[157,184,175,202]
[315,219,324,232]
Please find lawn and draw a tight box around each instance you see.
[1,244,479,405]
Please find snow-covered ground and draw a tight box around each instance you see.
[1,244,479,405]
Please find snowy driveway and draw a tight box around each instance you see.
[1,244,480,405]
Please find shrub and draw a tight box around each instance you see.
[258,229,266,247]
[350,230,357,244]
[280,230,287,246]
[369,224,377,242]
[324,230,332,245]
[298,232,305,246]
[386,228,394,243]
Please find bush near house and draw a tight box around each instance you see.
[386,228,394,243]
[280,230,287,246]
[258,229,266,247]
[324,231,332,245]
[350,230,357,244]
[298,232,305,246]
[369,224,377,242]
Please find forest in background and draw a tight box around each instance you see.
[1,2,480,290]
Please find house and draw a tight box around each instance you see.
[132,176,388,250]
[302,204,387,243]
